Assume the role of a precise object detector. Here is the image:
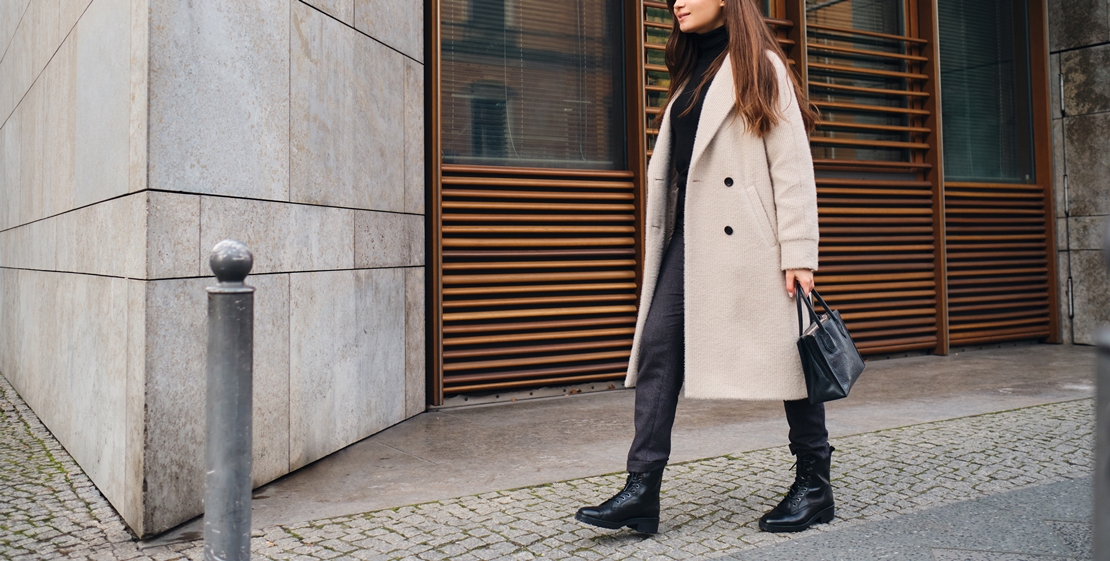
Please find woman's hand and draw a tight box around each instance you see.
[785,269,814,298]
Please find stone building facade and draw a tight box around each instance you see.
[1,0,1108,542]
[1050,0,1110,344]
[0,0,425,536]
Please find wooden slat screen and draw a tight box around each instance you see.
[944,182,1052,345]
[803,5,944,355]
[439,165,639,395]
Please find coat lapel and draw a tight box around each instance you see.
[688,54,735,175]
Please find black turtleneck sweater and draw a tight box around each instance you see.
[672,25,729,195]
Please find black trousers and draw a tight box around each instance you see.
[626,225,830,473]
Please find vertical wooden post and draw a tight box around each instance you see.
[426,0,444,406]
[913,0,949,356]
[1028,0,1061,344]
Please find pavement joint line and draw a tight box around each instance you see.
[0,371,1096,560]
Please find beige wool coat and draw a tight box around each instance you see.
[624,53,819,401]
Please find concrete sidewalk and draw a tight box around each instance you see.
[0,343,1098,560]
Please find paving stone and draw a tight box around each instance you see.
[0,371,1098,560]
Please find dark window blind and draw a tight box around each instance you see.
[441,0,626,170]
[806,0,903,35]
[938,0,1034,183]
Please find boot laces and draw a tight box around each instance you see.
[785,456,818,507]
[612,473,644,506]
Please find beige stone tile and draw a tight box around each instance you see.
[0,0,30,59]
[1052,119,1064,219]
[19,77,44,227]
[288,268,406,470]
[251,273,291,488]
[28,0,61,77]
[56,193,146,278]
[1068,215,1109,251]
[0,112,19,231]
[128,0,148,195]
[42,33,77,218]
[147,0,289,201]
[2,10,33,123]
[1063,112,1110,216]
[404,58,424,215]
[1061,43,1110,116]
[142,277,208,534]
[302,0,353,25]
[59,0,93,38]
[404,267,425,418]
[1070,249,1110,345]
[1057,251,1072,343]
[123,277,146,532]
[199,197,354,276]
[67,275,130,511]
[147,191,199,279]
[74,0,130,208]
[353,210,419,268]
[354,0,422,61]
[290,2,405,212]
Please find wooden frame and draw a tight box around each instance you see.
[1028,0,1060,343]
[426,0,444,405]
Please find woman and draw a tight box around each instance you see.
[574,0,830,535]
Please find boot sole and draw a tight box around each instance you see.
[758,504,835,533]
[575,512,659,534]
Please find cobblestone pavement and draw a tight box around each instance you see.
[0,373,1094,560]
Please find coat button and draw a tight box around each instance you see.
[724,177,734,187]
[724,226,733,235]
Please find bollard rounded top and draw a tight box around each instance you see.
[209,240,253,284]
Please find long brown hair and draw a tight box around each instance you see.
[661,0,817,136]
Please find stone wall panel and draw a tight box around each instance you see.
[1061,43,1110,116]
[199,196,355,276]
[290,2,405,212]
[404,57,425,215]
[148,0,289,201]
[1049,0,1110,51]
[354,0,423,62]
[1070,249,1110,345]
[1063,112,1110,217]
[405,267,425,418]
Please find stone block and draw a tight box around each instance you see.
[354,211,422,268]
[290,2,405,212]
[66,275,130,512]
[147,191,200,280]
[0,112,18,231]
[199,197,354,276]
[1057,251,1072,343]
[303,0,354,25]
[148,0,289,201]
[123,278,146,531]
[74,0,131,208]
[1056,217,1067,252]
[1,9,33,124]
[1063,112,1110,216]
[19,77,44,227]
[128,0,149,195]
[1069,215,1109,250]
[1052,119,1064,219]
[42,34,77,219]
[28,0,62,77]
[141,272,293,534]
[288,268,406,470]
[1061,43,1110,116]
[141,277,207,534]
[404,58,425,215]
[405,267,425,418]
[1049,0,1110,51]
[0,1,29,58]
[55,193,146,278]
[251,273,291,488]
[1050,53,1062,120]
[354,0,423,62]
[1070,249,1110,345]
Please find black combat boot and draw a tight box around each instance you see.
[575,468,663,534]
[759,447,835,532]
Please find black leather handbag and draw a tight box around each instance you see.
[795,283,866,404]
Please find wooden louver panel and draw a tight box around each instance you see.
[944,182,1052,345]
[439,165,639,395]
[805,11,944,356]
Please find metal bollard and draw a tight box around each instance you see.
[1097,220,1110,561]
[204,240,255,561]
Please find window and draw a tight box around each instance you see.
[441,0,626,169]
[938,0,1035,183]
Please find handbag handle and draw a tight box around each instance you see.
[795,281,833,337]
